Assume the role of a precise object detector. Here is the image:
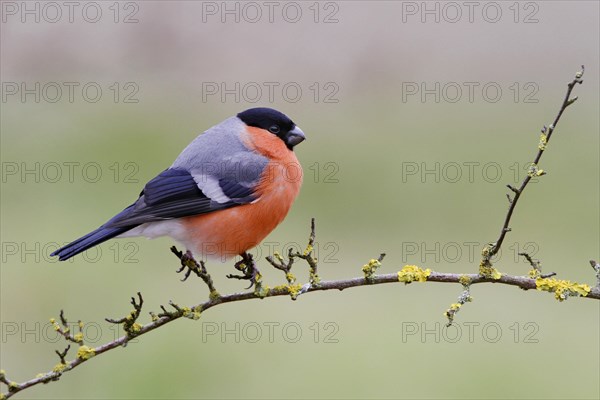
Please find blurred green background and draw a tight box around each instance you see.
[1,1,598,399]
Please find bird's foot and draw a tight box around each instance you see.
[171,246,202,282]
[170,246,219,296]
[227,252,261,289]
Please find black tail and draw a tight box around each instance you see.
[51,225,132,261]
[51,204,138,261]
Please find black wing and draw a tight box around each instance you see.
[52,167,260,261]
[106,168,257,228]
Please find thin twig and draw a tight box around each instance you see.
[489,66,584,257]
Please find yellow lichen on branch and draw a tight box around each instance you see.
[76,346,95,361]
[52,363,68,373]
[362,258,382,281]
[535,277,591,301]
[538,133,548,150]
[397,265,431,283]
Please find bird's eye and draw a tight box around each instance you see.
[269,125,280,134]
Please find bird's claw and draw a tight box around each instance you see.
[174,249,200,282]
[227,253,260,289]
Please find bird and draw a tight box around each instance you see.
[51,107,305,265]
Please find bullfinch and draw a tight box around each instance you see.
[51,107,305,262]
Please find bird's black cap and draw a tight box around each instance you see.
[237,107,305,150]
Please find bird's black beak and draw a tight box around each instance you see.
[285,126,306,149]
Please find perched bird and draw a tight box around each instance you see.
[52,107,305,263]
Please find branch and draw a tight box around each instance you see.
[3,250,598,398]
[486,66,585,258]
[2,66,596,399]
[3,264,599,398]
